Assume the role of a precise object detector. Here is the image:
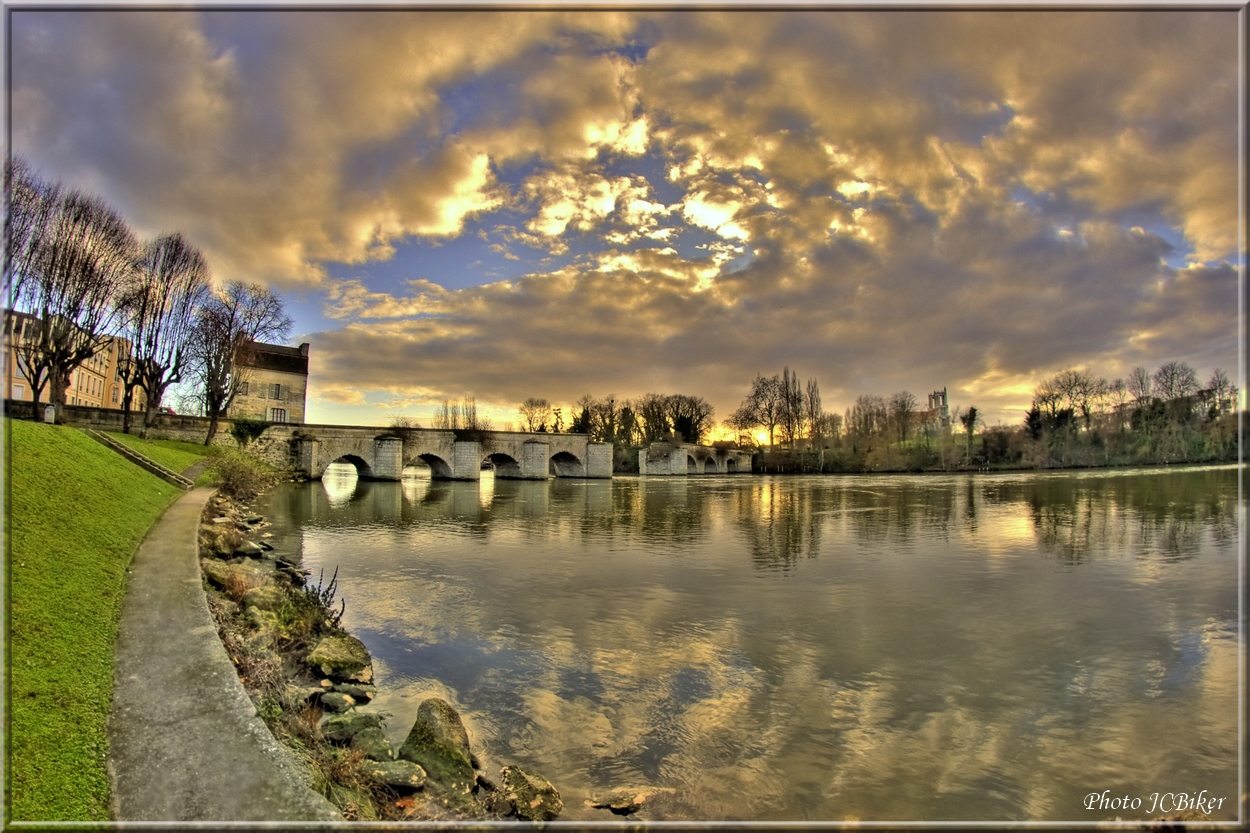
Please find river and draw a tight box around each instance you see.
[254,464,1240,822]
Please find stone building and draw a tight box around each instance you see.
[3,309,146,411]
[228,341,310,424]
[921,387,952,434]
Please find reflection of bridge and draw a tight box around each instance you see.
[296,426,612,481]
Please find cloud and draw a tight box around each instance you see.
[10,9,1239,424]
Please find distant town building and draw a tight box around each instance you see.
[3,309,147,412]
[228,341,310,424]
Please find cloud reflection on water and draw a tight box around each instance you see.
[273,466,1238,821]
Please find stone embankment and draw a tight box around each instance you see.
[198,492,563,821]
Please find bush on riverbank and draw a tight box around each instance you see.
[207,448,282,500]
[7,419,183,820]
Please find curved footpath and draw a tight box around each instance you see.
[106,484,342,822]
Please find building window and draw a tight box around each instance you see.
[238,381,248,396]
[270,408,287,423]
[270,383,282,401]
[112,386,119,404]
[13,384,24,399]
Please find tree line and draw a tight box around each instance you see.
[5,158,292,442]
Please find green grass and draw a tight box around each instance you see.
[7,419,183,820]
[104,431,218,474]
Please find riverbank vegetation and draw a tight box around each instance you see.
[7,419,184,820]
[511,360,1239,473]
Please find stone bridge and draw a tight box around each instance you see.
[638,440,752,475]
[296,426,612,481]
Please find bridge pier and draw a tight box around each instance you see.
[371,436,403,481]
[520,441,551,479]
[586,442,613,478]
[451,441,482,480]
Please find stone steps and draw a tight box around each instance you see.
[83,429,195,490]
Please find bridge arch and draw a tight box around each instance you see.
[484,452,522,478]
[687,455,698,474]
[549,450,585,477]
[704,457,717,474]
[726,458,738,473]
[332,454,375,478]
[418,453,453,479]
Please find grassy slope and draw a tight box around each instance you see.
[104,431,216,474]
[8,420,182,820]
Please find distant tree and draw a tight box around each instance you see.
[958,405,982,463]
[1206,368,1235,417]
[738,374,784,448]
[518,397,551,432]
[803,378,822,442]
[1126,366,1153,403]
[1153,360,1199,401]
[778,367,804,447]
[636,392,671,443]
[664,394,715,444]
[121,233,212,437]
[187,281,292,445]
[888,390,917,445]
[849,394,887,440]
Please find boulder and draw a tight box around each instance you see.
[363,760,427,790]
[319,710,384,744]
[234,540,266,558]
[211,516,233,525]
[245,515,264,524]
[201,558,275,590]
[586,786,676,815]
[349,726,395,761]
[241,585,286,612]
[397,698,476,804]
[499,765,562,821]
[319,691,356,713]
[333,683,376,703]
[284,684,324,707]
[306,635,373,683]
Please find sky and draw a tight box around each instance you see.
[7,6,1244,433]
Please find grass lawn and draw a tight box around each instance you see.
[104,431,218,474]
[7,419,183,820]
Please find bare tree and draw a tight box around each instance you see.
[803,378,822,443]
[1206,368,1235,416]
[888,391,918,445]
[636,392,671,443]
[778,367,804,447]
[849,394,887,440]
[1106,377,1130,431]
[1126,366,1154,403]
[13,187,138,417]
[121,233,212,436]
[5,156,61,302]
[1153,360,1199,401]
[188,281,292,444]
[518,397,551,432]
[740,374,784,448]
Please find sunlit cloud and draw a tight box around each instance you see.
[10,9,1239,424]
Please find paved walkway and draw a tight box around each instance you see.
[107,487,342,822]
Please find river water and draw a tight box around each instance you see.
[255,465,1240,822]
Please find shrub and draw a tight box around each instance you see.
[207,449,280,501]
[229,415,270,449]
